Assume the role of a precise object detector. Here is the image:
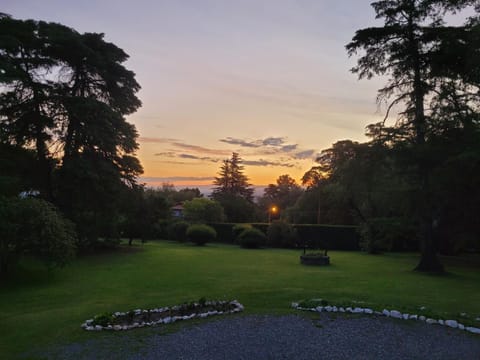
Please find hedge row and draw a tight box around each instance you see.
[294,224,360,251]
[207,223,360,251]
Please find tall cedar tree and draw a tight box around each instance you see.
[346,0,477,272]
[212,152,254,202]
[0,16,143,244]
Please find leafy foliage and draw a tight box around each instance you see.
[0,15,143,249]
[183,198,225,223]
[258,174,303,222]
[186,224,217,246]
[267,221,298,248]
[342,0,480,271]
[232,224,252,242]
[238,228,266,249]
[167,221,190,242]
[212,152,254,203]
[0,196,76,274]
[359,217,418,254]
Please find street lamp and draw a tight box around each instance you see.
[268,205,278,223]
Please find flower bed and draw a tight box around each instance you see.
[82,299,244,331]
[292,299,480,335]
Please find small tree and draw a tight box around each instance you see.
[0,197,77,275]
[183,198,225,223]
[259,174,303,222]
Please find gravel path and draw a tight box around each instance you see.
[39,314,480,359]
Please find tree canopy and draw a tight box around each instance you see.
[0,15,143,251]
[344,0,480,271]
[211,153,256,222]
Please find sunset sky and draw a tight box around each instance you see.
[4,0,389,188]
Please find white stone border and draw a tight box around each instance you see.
[82,300,244,331]
[291,302,480,335]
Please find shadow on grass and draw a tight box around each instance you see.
[0,257,59,289]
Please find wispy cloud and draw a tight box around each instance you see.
[154,152,177,157]
[139,137,179,143]
[172,142,230,156]
[219,136,297,155]
[281,144,298,152]
[140,176,214,183]
[294,150,316,159]
[243,159,295,168]
[178,154,219,162]
[148,136,314,169]
[154,152,220,162]
[262,137,285,146]
[179,153,202,160]
[220,137,262,148]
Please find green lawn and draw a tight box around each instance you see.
[1,241,479,357]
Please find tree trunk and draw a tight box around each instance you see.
[316,192,321,224]
[407,13,444,273]
[414,216,444,273]
[0,259,8,277]
[414,170,444,273]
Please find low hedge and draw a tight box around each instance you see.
[167,221,190,242]
[208,223,359,250]
[232,224,253,243]
[207,223,236,243]
[294,224,359,251]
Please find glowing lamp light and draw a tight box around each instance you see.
[268,205,278,223]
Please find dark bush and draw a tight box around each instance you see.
[153,219,170,239]
[0,196,77,275]
[186,224,217,246]
[294,224,359,251]
[250,223,269,234]
[207,223,236,243]
[238,228,266,249]
[267,221,298,248]
[183,198,225,223]
[232,224,252,242]
[168,220,190,242]
[359,217,417,253]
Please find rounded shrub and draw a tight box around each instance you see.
[186,224,217,246]
[238,228,266,249]
[167,220,190,242]
[232,224,252,242]
[267,220,298,248]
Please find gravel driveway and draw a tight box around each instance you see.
[39,314,480,359]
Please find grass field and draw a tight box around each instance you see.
[1,241,479,357]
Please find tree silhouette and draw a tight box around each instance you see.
[212,152,254,202]
[346,0,478,272]
[0,16,143,247]
[211,153,255,222]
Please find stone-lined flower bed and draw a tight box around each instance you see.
[292,299,480,335]
[82,299,244,331]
